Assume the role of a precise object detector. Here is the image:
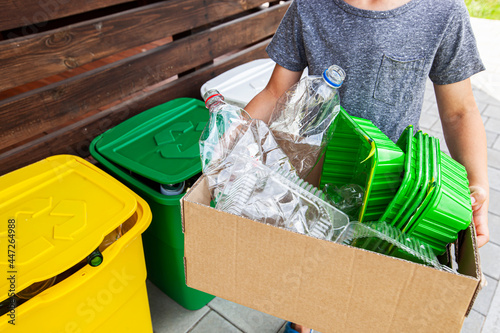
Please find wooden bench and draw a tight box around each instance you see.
[0,0,290,175]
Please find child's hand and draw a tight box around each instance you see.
[470,185,489,247]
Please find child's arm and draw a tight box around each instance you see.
[434,78,490,247]
[245,63,303,122]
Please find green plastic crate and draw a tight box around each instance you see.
[90,98,215,310]
[398,133,431,230]
[408,138,473,255]
[320,108,404,222]
[390,131,424,230]
[404,136,438,235]
[380,125,417,225]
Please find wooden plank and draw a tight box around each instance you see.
[0,3,288,151]
[0,40,271,176]
[0,0,276,91]
[0,0,135,31]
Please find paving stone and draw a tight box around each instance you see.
[190,311,243,333]
[483,104,500,120]
[486,131,498,148]
[477,101,489,114]
[485,118,500,133]
[421,98,436,114]
[424,80,435,101]
[461,310,485,333]
[146,281,210,333]
[431,118,443,133]
[487,213,500,246]
[419,113,439,131]
[488,189,500,217]
[487,148,500,168]
[482,115,490,125]
[276,323,287,333]
[479,241,500,279]
[473,89,500,108]
[473,274,498,316]
[493,136,500,151]
[482,272,500,332]
[488,167,500,192]
[424,103,440,117]
[208,297,285,333]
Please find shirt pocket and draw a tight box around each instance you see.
[373,54,425,106]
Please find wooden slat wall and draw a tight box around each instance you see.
[0,3,287,151]
[0,0,136,31]
[0,0,291,175]
[0,0,272,91]
[0,40,271,174]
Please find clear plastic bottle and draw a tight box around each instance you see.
[200,88,253,172]
[269,65,346,178]
[200,89,294,202]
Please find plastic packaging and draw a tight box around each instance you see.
[337,221,452,271]
[216,156,349,241]
[320,108,405,222]
[268,65,346,178]
[201,89,294,202]
[322,183,364,220]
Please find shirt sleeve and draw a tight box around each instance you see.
[266,0,308,72]
[429,1,485,85]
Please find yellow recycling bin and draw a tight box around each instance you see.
[0,155,152,332]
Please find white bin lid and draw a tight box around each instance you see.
[201,59,275,108]
[201,59,309,108]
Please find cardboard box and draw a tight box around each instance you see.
[182,176,482,333]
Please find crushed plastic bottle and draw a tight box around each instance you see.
[200,88,254,172]
[216,155,349,241]
[269,65,346,178]
[201,89,294,202]
[336,221,452,271]
[323,183,364,220]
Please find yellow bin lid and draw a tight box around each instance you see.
[0,155,137,300]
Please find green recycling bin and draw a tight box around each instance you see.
[90,98,214,310]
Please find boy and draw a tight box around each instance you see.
[245,1,489,331]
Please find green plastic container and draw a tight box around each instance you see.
[90,98,215,310]
[404,136,438,234]
[392,131,424,230]
[399,133,431,230]
[320,108,404,222]
[380,125,417,225]
[409,138,473,255]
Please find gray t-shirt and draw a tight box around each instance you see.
[266,0,485,141]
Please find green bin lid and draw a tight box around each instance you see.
[96,98,209,184]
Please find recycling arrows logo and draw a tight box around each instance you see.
[154,121,205,159]
[1,198,87,265]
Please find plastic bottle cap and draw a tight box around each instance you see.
[322,65,346,88]
[203,88,224,107]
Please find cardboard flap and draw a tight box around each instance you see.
[457,223,482,316]
[181,176,209,234]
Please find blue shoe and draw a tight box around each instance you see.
[284,322,299,333]
[284,322,312,333]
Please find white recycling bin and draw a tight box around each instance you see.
[201,59,309,108]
